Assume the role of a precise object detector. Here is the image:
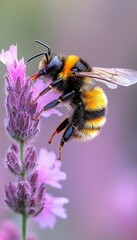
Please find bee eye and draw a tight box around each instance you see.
[47,56,62,70]
[39,69,46,75]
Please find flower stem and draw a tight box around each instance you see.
[20,140,27,240]
[22,213,27,240]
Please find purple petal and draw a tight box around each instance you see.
[32,79,62,117]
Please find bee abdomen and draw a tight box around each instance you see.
[74,113,106,141]
[74,87,107,141]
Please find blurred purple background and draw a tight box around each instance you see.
[0,0,137,239]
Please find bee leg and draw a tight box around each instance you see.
[58,102,84,160]
[48,118,69,144]
[30,78,62,104]
[43,91,75,110]
[58,124,75,160]
[33,91,75,120]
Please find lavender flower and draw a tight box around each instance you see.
[0,44,39,142]
[0,44,68,240]
[5,74,39,142]
[2,46,62,140]
[5,179,45,216]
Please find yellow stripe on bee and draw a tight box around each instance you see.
[75,128,100,141]
[59,55,79,79]
[85,116,106,129]
[82,87,108,111]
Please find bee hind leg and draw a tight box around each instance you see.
[48,118,69,144]
[58,101,84,160]
[58,124,75,160]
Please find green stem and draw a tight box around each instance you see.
[19,140,27,240]
[22,213,27,240]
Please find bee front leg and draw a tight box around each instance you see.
[30,78,62,104]
[32,91,75,120]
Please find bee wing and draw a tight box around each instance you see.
[75,68,137,89]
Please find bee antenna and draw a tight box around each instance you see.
[27,52,49,63]
[35,40,51,56]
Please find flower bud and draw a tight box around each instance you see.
[5,149,22,175]
[24,146,37,172]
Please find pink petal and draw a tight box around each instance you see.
[0,45,26,83]
[52,197,69,218]
[37,149,66,188]
[34,194,68,229]
[9,45,17,61]
[0,45,17,66]
[6,58,26,81]
[0,49,6,64]
[42,109,62,118]
[35,209,56,229]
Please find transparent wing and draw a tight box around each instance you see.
[75,68,137,89]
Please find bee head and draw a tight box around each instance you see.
[28,40,63,80]
[39,55,63,77]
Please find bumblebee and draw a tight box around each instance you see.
[28,40,137,159]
